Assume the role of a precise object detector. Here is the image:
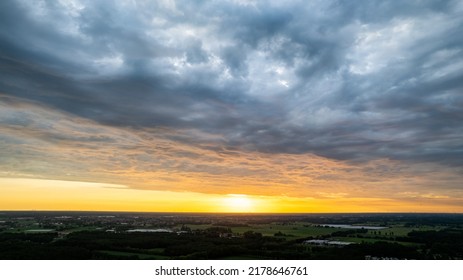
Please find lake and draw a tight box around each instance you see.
[320,224,387,230]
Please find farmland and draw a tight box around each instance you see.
[0,211,462,260]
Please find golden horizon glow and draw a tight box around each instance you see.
[1,177,463,213]
[221,194,255,213]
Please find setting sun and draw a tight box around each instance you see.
[222,194,254,213]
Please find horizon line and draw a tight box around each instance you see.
[1,210,463,215]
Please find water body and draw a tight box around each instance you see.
[25,229,55,232]
[321,224,387,230]
[127,229,173,233]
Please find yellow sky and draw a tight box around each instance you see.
[1,178,462,213]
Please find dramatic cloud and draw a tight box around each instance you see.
[1,0,462,205]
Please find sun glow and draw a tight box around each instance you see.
[1,178,462,213]
[222,194,255,213]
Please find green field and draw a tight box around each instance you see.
[186,222,344,240]
[366,225,442,237]
[185,222,440,246]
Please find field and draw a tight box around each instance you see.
[186,222,341,239]
[185,221,444,246]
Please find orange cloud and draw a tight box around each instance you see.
[1,97,463,212]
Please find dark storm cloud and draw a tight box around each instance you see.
[1,0,463,168]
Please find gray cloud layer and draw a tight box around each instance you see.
[1,0,463,169]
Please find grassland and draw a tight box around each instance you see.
[186,222,436,241]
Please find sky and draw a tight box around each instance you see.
[1,0,463,212]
